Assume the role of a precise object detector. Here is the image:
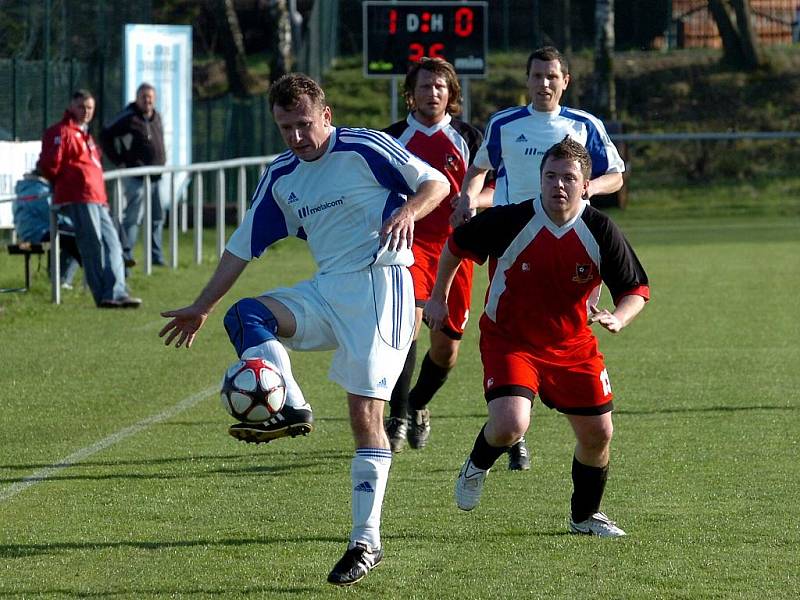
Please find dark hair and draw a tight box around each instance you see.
[525,46,569,76]
[268,73,326,113]
[540,136,591,179]
[71,89,94,102]
[403,57,461,115]
[136,82,156,95]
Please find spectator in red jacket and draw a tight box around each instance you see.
[38,89,141,308]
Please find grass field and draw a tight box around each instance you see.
[1,208,798,599]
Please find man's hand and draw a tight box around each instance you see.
[380,205,415,251]
[588,304,623,333]
[159,305,210,348]
[423,296,449,332]
[449,194,476,228]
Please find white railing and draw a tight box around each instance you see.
[0,154,278,303]
[3,129,800,304]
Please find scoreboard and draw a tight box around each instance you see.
[363,1,488,78]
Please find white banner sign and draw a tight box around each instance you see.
[124,24,193,197]
[0,141,43,229]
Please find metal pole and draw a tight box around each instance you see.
[170,173,178,269]
[194,172,203,265]
[114,178,123,224]
[237,166,247,224]
[217,170,226,258]
[144,176,152,275]
[50,208,60,304]
[391,77,398,123]
[461,78,471,124]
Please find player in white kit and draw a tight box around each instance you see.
[453,46,625,217]
[159,74,449,587]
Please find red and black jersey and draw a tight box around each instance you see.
[384,114,483,245]
[449,198,650,364]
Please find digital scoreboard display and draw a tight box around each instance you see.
[363,1,488,77]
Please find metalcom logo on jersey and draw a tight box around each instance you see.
[297,197,344,219]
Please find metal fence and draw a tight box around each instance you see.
[2,128,798,303]
[38,155,276,304]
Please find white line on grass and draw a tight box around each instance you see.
[0,386,217,503]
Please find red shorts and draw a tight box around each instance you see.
[479,333,614,415]
[411,237,474,339]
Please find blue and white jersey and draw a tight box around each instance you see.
[473,104,625,206]
[227,127,447,274]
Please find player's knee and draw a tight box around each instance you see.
[579,421,614,452]
[487,415,529,447]
[223,297,279,357]
[429,337,460,369]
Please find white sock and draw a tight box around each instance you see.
[242,340,307,409]
[350,448,392,550]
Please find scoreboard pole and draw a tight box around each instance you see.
[461,77,470,123]
[391,77,399,123]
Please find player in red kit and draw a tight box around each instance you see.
[384,58,516,459]
[425,137,649,536]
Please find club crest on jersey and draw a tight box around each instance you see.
[444,154,458,172]
[572,263,594,283]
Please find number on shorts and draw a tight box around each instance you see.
[599,368,612,396]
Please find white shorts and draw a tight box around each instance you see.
[263,264,415,400]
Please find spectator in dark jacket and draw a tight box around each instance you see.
[101,83,168,266]
[38,89,141,308]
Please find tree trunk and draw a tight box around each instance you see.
[708,0,762,70]
[269,0,294,83]
[592,0,616,120]
[730,0,762,68]
[215,0,257,96]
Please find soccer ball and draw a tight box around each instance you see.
[220,358,286,422]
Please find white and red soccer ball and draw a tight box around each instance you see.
[220,358,286,422]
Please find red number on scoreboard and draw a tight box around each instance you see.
[454,7,474,37]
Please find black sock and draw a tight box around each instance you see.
[469,425,510,471]
[570,456,609,522]
[388,341,416,419]
[408,351,450,411]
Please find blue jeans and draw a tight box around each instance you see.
[122,176,166,264]
[59,203,128,305]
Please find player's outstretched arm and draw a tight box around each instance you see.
[424,245,463,331]
[381,179,449,251]
[159,251,249,348]
[588,294,646,334]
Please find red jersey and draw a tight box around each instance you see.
[384,114,482,246]
[38,111,107,207]
[449,198,649,365]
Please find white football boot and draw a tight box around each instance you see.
[569,512,626,537]
[454,458,489,511]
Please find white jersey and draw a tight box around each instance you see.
[473,104,625,206]
[227,127,447,274]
